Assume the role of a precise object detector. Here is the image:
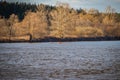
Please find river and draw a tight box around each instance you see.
[0,41,120,80]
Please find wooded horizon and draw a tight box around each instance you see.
[0,1,120,41]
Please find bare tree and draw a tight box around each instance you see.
[8,14,19,40]
[105,6,116,20]
[50,3,72,38]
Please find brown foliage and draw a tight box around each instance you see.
[0,3,120,41]
[75,27,104,37]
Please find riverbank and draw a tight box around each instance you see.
[0,36,120,43]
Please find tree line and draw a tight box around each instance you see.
[0,1,120,41]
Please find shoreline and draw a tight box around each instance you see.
[0,36,120,43]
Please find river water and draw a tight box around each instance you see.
[0,41,120,80]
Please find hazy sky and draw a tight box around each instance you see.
[5,0,120,12]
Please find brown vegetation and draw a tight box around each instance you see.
[0,1,120,41]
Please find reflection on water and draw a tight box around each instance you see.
[0,41,120,80]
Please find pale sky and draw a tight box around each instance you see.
[5,0,120,12]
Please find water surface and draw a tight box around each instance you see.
[0,41,120,80]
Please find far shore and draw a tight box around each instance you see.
[0,36,120,43]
